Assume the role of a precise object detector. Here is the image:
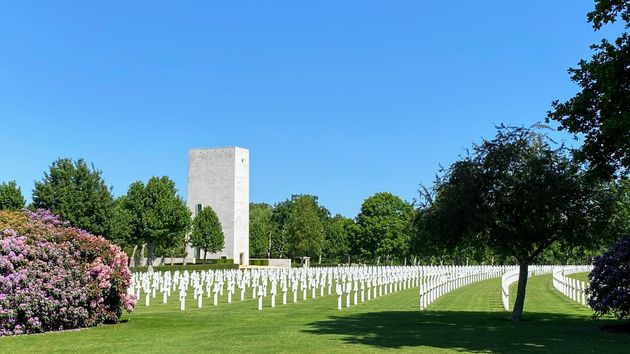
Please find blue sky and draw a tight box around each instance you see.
[0,1,621,217]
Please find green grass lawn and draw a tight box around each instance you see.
[1,274,627,353]
[566,272,590,283]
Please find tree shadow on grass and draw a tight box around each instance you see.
[304,310,630,353]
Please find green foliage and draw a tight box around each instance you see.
[537,242,603,265]
[190,206,224,261]
[587,0,630,30]
[154,235,189,266]
[0,180,25,211]
[32,158,113,236]
[547,0,630,179]
[249,203,272,258]
[122,176,191,267]
[419,125,617,320]
[283,195,327,259]
[325,214,357,263]
[129,262,238,273]
[248,259,270,266]
[356,192,413,263]
[610,178,630,235]
[269,197,292,258]
[422,126,616,263]
[269,194,330,259]
[105,196,134,247]
[252,197,357,263]
[413,188,514,267]
[411,201,452,264]
[156,239,188,260]
[194,258,233,265]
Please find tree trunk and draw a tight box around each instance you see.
[146,240,155,273]
[318,253,322,265]
[511,262,530,321]
[133,245,141,267]
[204,249,207,264]
[130,245,137,267]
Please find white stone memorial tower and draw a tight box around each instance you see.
[186,147,249,265]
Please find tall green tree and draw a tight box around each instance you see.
[0,180,26,210]
[249,202,272,258]
[411,197,450,265]
[32,158,113,235]
[104,196,134,247]
[610,177,630,235]
[269,194,329,259]
[420,126,617,321]
[413,187,500,266]
[123,176,191,268]
[269,199,292,258]
[325,214,357,264]
[356,192,413,264]
[190,206,224,262]
[547,1,630,179]
[284,195,327,260]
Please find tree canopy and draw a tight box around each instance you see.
[547,0,630,179]
[284,195,328,260]
[356,192,413,264]
[104,196,134,249]
[122,176,191,268]
[610,178,630,235]
[0,181,25,211]
[268,195,330,260]
[325,214,357,264]
[249,202,272,258]
[418,126,617,321]
[32,158,113,236]
[190,205,224,262]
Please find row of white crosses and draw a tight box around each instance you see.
[130,266,430,311]
[418,265,508,310]
[246,266,422,311]
[501,265,555,311]
[128,264,597,312]
[552,265,592,306]
[329,266,422,310]
[130,265,519,312]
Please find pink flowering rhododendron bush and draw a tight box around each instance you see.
[0,209,136,336]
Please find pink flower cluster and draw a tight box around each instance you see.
[0,209,136,336]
